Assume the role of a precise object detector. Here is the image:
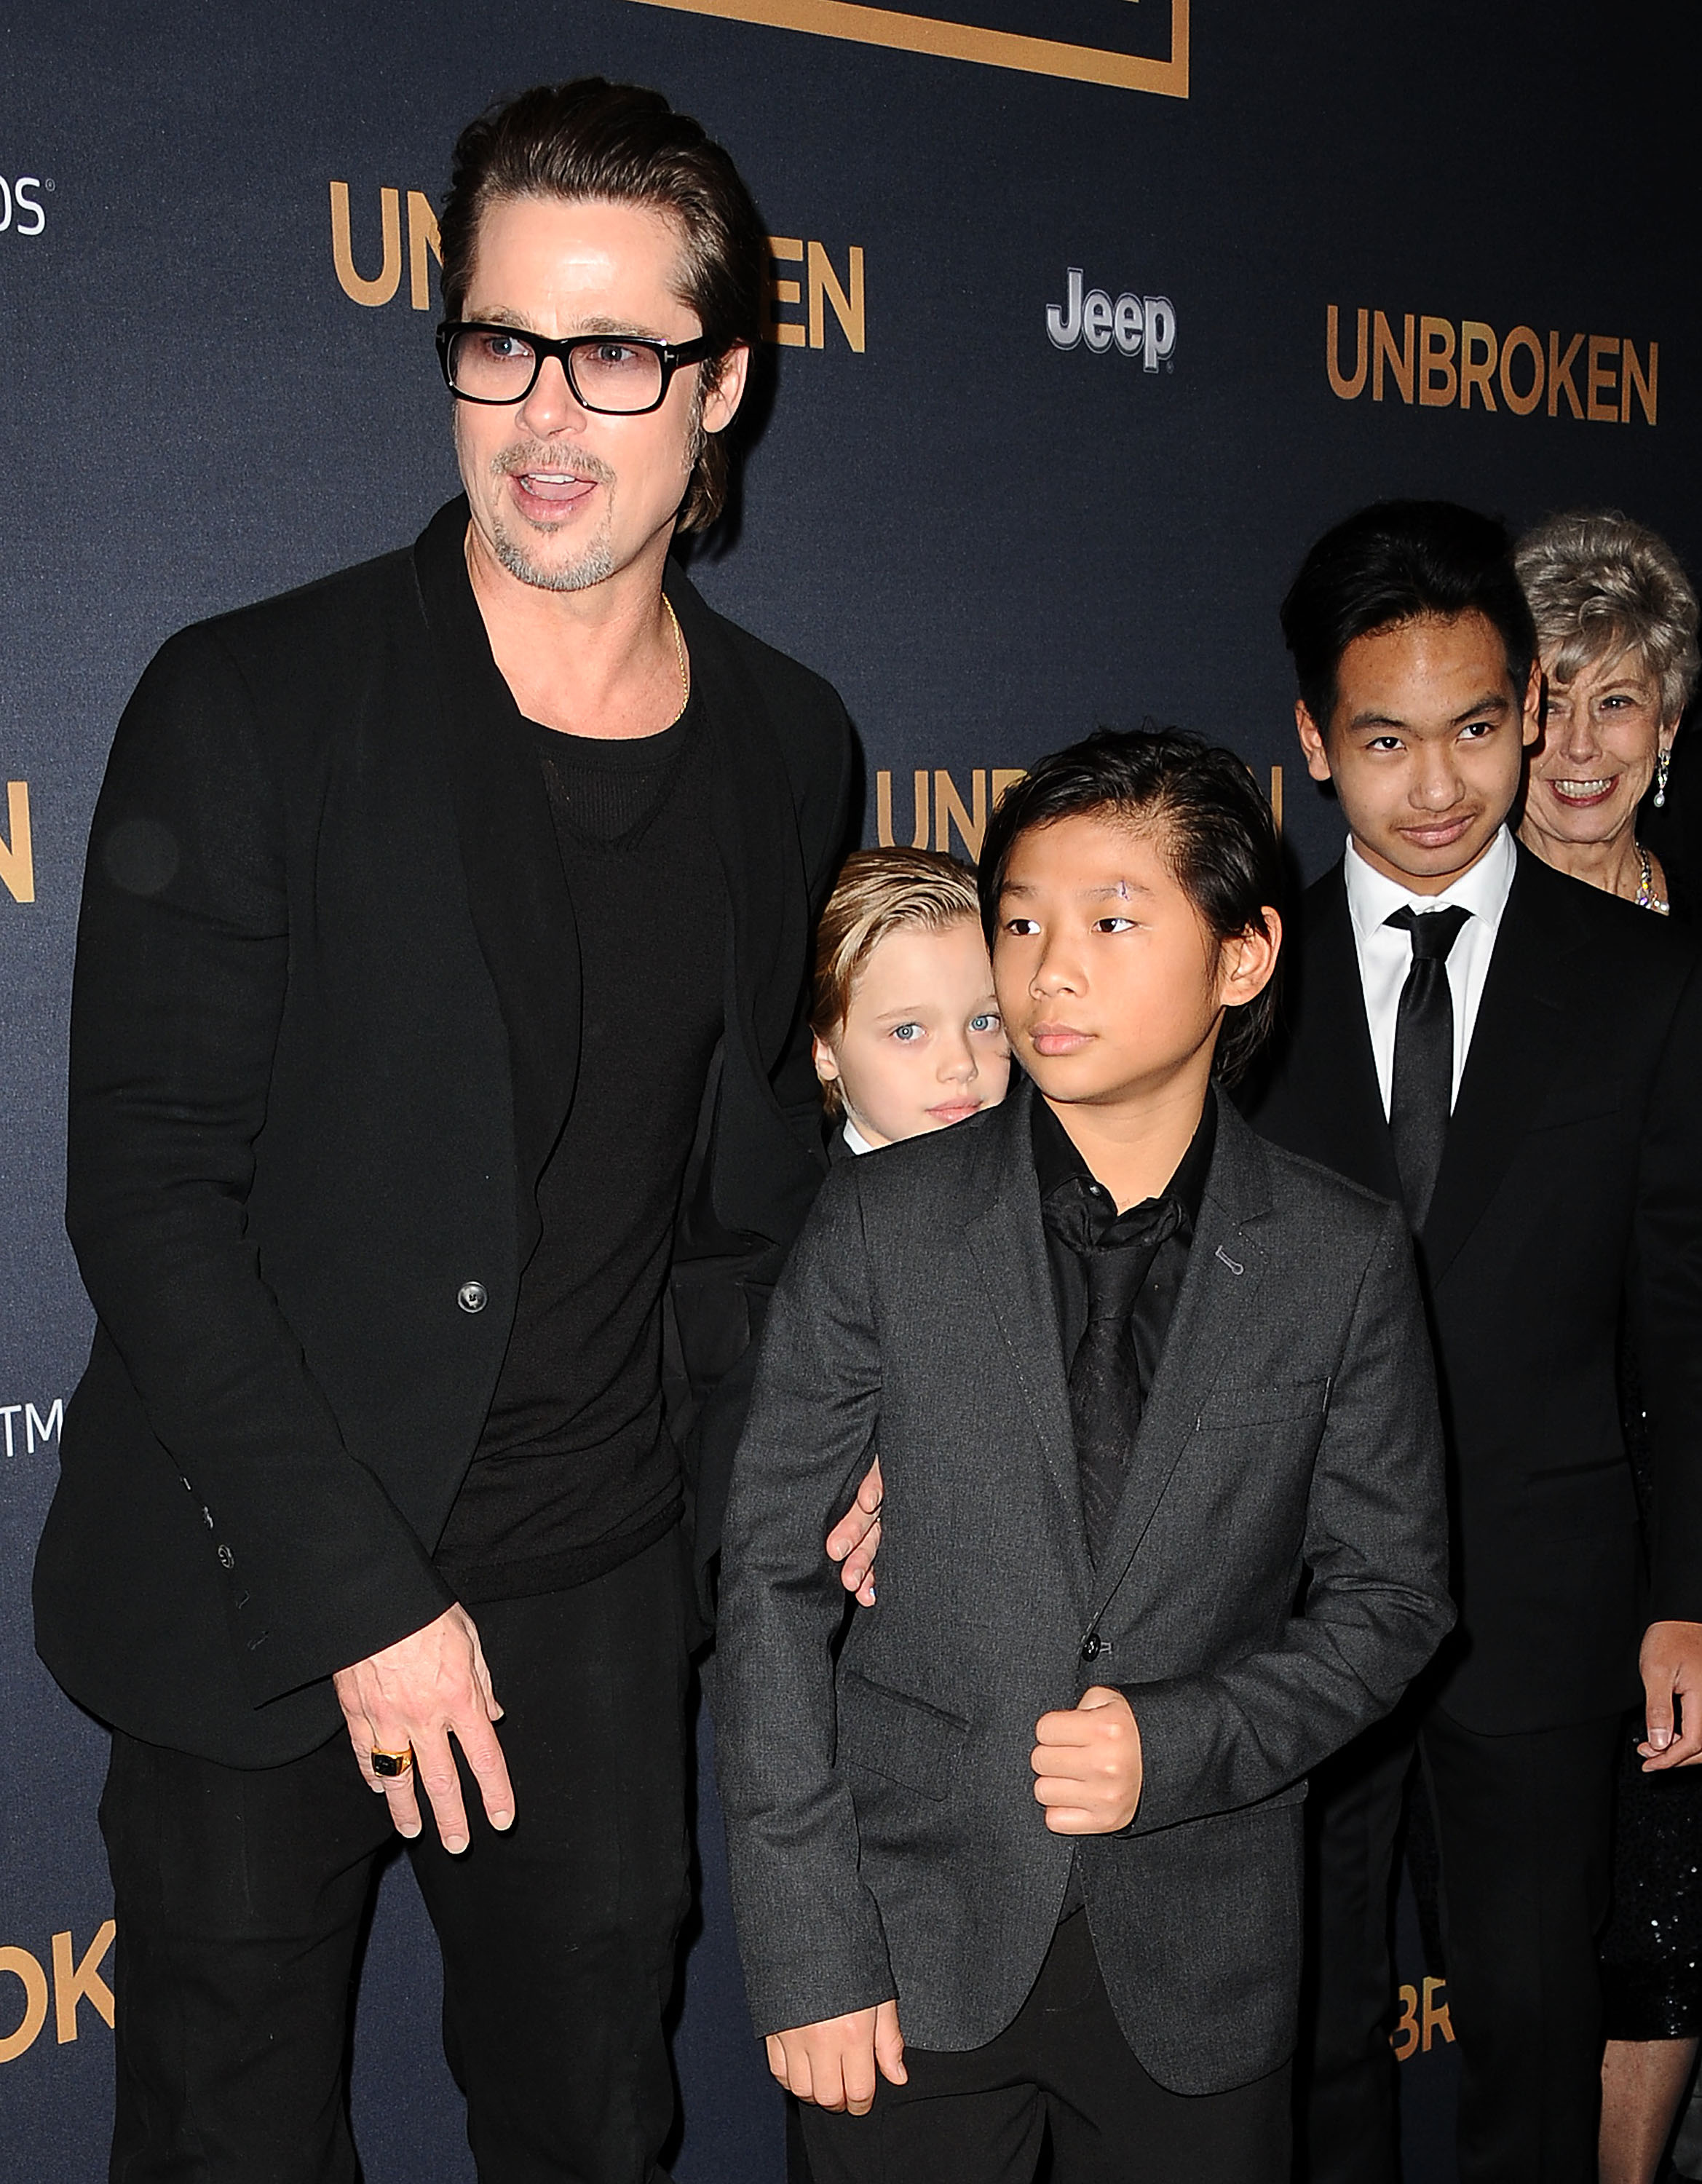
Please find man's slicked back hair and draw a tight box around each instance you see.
[438,78,766,531]
[978,729,1283,1086]
[1281,499,1537,737]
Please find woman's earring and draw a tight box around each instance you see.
[1655,746,1672,810]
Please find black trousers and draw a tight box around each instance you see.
[1300,1701,1619,2184]
[100,1529,691,2184]
[800,1910,1290,2184]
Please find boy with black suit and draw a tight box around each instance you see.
[1247,502,1702,2184]
[716,732,1453,2183]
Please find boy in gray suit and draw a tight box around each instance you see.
[714,730,1454,2183]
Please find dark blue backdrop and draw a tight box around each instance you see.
[3,4,1697,2176]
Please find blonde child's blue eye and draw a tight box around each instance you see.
[892,1023,922,1042]
[970,1013,1000,1033]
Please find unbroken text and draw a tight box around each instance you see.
[1325,306,1657,425]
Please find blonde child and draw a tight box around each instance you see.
[810,849,1011,1157]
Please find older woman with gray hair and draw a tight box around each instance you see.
[1517,510,1699,914]
[1516,509,1702,2184]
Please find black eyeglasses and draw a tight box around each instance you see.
[435,321,721,413]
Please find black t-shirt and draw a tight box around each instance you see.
[434,692,726,1604]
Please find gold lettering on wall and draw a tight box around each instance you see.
[52,1923,116,2044]
[1459,321,1497,411]
[1331,306,1656,425]
[1326,306,1367,401]
[764,237,866,350]
[809,241,865,352]
[1373,312,1415,405]
[0,1923,116,2065]
[1391,1974,1455,2061]
[875,767,1027,857]
[0,1947,49,2065]
[1499,325,1544,416]
[407,191,441,311]
[878,767,1281,858]
[762,237,806,348]
[935,768,986,857]
[1623,341,1658,424]
[330,181,402,307]
[1418,317,1456,408]
[1,782,34,904]
[328,184,438,311]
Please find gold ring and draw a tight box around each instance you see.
[371,1747,414,1778]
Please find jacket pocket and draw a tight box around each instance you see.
[1520,1458,1638,1537]
[1525,1082,1620,1133]
[1195,1378,1331,1428]
[836,1669,971,1802]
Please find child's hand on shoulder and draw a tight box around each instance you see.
[766,2000,907,2114]
[826,1452,882,1605]
[1031,1686,1144,1832]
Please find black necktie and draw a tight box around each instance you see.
[1385,905,1471,1227]
[1068,1202,1183,1563]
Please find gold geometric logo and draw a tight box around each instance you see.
[627,0,1190,97]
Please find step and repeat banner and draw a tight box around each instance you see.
[1,4,1695,2177]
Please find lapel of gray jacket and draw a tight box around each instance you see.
[1086,1094,1274,1630]
[962,1083,1093,1607]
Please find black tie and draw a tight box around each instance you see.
[1068,1203,1182,1563]
[1385,905,1471,1228]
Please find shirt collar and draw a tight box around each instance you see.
[841,1118,879,1158]
[1343,824,1517,945]
[1031,1083,1217,1236]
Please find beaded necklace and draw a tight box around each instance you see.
[1636,843,1670,916]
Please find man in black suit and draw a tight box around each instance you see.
[35,79,852,2184]
[1246,502,1702,2183]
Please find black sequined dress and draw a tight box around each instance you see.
[1602,1348,1702,2038]
[1600,860,1702,2041]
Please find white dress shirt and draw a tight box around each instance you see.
[842,1118,878,1158]
[1342,826,1518,1117]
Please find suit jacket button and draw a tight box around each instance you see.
[1080,1634,1101,1662]
[457,1281,488,1314]
[217,1544,234,1570]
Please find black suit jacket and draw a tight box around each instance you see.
[1244,844,1702,1733]
[36,497,854,1767]
[716,1085,1452,2092]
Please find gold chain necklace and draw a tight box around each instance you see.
[662,595,691,722]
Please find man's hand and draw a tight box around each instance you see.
[765,2000,906,2114]
[1032,1686,1143,1832]
[826,1455,883,1606]
[333,1603,512,1852]
[1639,1619,1702,1770]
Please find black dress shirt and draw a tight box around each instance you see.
[1032,1085,1216,1902]
[1032,1086,1217,1408]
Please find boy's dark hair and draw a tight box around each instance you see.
[1280,499,1537,735]
[439,78,766,531]
[978,729,1282,1086]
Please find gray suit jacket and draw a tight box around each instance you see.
[713,1083,1452,2096]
